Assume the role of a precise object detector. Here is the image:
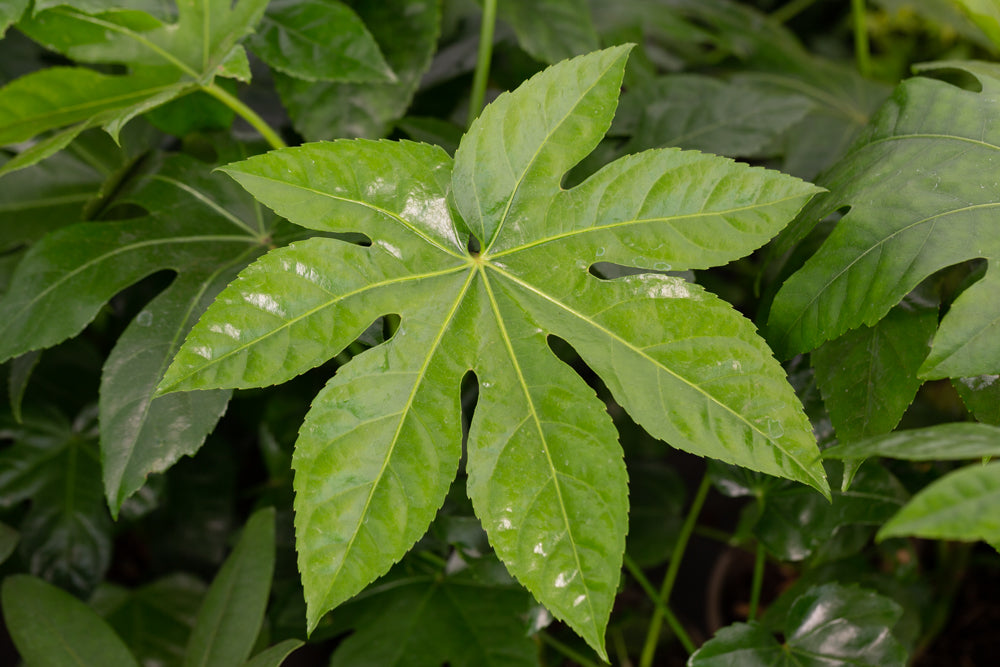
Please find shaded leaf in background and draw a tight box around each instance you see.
[275,0,440,139]
[753,462,907,562]
[497,0,599,63]
[90,573,206,667]
[249,0,394,83]
[184,507,276,667]
[812,301,937,444]
[879,462,1000,543]
[0,0,26,36]
[244,639,305,667]
[769,62,1000,379]
[954,0,1000,48]
[160,47,827,656]
[2,574,140,667]
[615,74,812,158]
[625,462,684,568]
[0,521,18,566]
[0,407,112,594]
[0,154,275,514]
[690,583,907,666]
[824,422,1000,461]
[0,0,268,174]
[327,560,537,667]
[953,374,1000,425]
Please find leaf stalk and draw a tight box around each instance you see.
[638,471,712,667]
[467,0,497,128]
[202,84,287,150]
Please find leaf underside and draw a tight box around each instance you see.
[160,46,828,656]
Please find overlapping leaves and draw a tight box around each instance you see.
[0,155,278,515]
[159,47,828,656]
[769,61,1000,378]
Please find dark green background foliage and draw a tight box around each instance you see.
[0,1,998,665]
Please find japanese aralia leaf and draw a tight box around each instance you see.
[158,46,828,657]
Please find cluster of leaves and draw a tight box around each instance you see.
[1,0,999,665]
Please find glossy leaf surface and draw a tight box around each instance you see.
[690,583,907,666]
[275,0,439,139]
[249,0,394,82]
[161,47,827,656]
[2,574,140,667]
[879,462,1000,542]
[0,408,112,594]
[184,507,276,667]
[812,302,936,443]
[769,62,1000,377]
[753,462,907,562]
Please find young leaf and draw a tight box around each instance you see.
[879,462,1000,543]
[248,0,395,83]
[812,302,937,443]
[768,61,1000,377]
[690,583,907,666]
[2,574,140,667]
[160,47,828,656]
[824,422,1000,461]
[184,507,276,667]
[275,0,440,140]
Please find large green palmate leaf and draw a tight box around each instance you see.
[0,155,277,515]
[690,583,907,666]
[0,0,267,174]
[159,47,828,657]
[768,61,1000,378]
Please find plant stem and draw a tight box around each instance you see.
[624,554,697,655]
[747,541,766,621]
[771,0,819,24]
[202,83,287,150]
[638,472,712,667]
[538,631,605,667]
[467,0,497,127]
[851,0,872,78]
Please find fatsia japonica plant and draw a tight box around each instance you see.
[5,0,1000,664]
[156,45,829,656]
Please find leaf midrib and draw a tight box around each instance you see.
[483,54,621,254]
[318,269,476,615]
[162,263,468,392]
[488,191,813,259]
[490,264,825,490]
[478,264,602,643]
